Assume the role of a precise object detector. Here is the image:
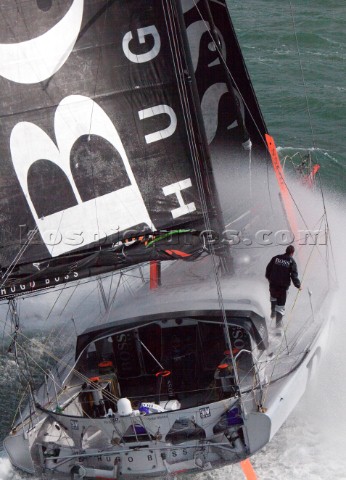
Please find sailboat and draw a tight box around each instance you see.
[1,0,335,478]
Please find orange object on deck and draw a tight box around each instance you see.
[155,370,171,377]
[165,249,191,258]
[224,348,240,356]
[240,459,258,480]
[217,363,229,370]
[98,361,113,368]
[150,260,161,289]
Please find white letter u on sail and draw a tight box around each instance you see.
[138,105,177,144]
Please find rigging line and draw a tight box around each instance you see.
[165,2,214,230]
[248,146,253,203]
[274,215,330,349]
[102,273,123,324]
[10,385,30,430]
[164,1,220,282]
[315,172,338,284]
[87,0,110,248]
[11,329,119,406]
[8,333,40,396]
[98,277,109,311]
[288,3,337,282]
[107,271,114,307]
[0,262,149,304]
[288,1,315,148]
[62,280,99,314]
[1,306,11,351]
[192,0,334,278]
[296,214,333,284]
[57,281,81,318]
[192,1,269,154]
[274,214,326,354]
[43,283,68,324]
[88,0,110,137]
[7,331,114,402]
[8,332,67,394]
[164,1,206,198]
[0,226,39,287]
[41,282,81,369]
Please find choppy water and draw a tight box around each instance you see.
[231,0,346,192]
[1,1,346,479]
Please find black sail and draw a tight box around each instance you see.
[0,1,221,297]
[182,0,268,155]
[182,0,275,241]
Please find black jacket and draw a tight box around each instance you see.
[265,253,301,289]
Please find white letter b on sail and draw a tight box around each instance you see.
[10,95,155,257]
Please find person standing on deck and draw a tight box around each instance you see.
[265,245,301,327]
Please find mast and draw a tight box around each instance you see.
[174,0,232,271]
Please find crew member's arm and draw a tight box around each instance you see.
[290,259,301,288]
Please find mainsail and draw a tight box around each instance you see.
[0,0,274,299]
[0,0,228,298]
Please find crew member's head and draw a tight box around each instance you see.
[286,245,295,256]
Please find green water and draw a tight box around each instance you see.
[229,0,346,191]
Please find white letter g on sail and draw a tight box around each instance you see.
[123,26,161,63]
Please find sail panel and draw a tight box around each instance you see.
[183,0,268,157]
[0,0,215,282]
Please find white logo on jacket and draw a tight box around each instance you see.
[275,258,291,268]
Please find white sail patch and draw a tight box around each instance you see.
[186,21,226,72]
[10,95,155,257]
[122,26,161,64]
[163,179,196,219]
[201,83,228,144]
[0,0,84,84]
[138,105,177,144]
[181,0,201,14]
[201,83,246,144]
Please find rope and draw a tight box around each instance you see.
[288,1,315,147]
[10,330,119,407]
[288,2,337,283]
[0,226,39,288]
